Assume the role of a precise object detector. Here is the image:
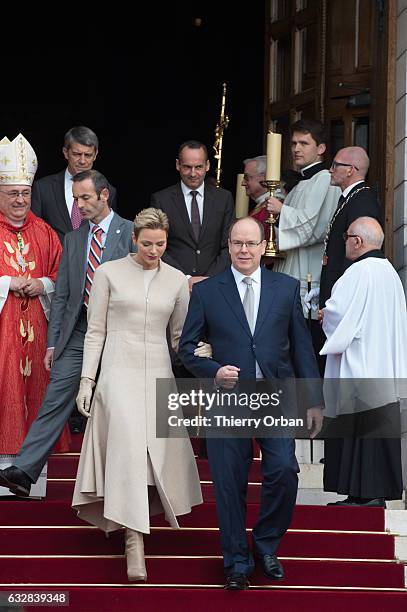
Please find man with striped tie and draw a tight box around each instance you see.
[0,170,135,498]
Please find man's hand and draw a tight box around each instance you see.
[10,277,28,298]
[266,196,283,216]
[306,407,323,439]
[44,348,55,372]
[22,278,44,297]
[76,377,96,418]
[318,308,325,322]
[215,365,240,389]
[194,341,212,359]
[188,276,208,292]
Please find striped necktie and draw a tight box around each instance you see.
[84,225,103,307]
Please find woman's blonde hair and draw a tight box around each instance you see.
[133,207,169,239]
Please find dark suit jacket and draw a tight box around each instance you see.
[319,182,381,307]
[48,212,135,360]
[179,267,320,382]
[151,181,235,276]
[31,170,118,243]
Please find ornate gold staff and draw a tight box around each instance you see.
[213,82,229,188]
[261,130,286,259]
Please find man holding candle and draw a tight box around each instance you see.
[266,120,340,366]
[242,155,301,240]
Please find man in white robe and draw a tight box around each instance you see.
[320,217,407,506]
[266,119,340,371]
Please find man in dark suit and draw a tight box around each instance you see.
[179,217,322,590]
[319,146,381,308]
[31,126,117,243]
[316,147,383,504]
[150,140,234,291]
[0,170,134,498]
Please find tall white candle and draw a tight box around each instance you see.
[266,131,282,181]
[235,174,249,218]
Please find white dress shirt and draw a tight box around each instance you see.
[181,181,204,224]
[64,169,75,216]
[231,264,264,378]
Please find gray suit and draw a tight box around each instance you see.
[15,213,135,482]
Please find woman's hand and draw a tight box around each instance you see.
[76,377,96,418]
[194,341,212,359]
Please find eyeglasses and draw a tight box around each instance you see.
[243,173,264,182]
[0,189,31,200]
[330,160,359,171]
[230,240,263,250]
[342,232,361,242]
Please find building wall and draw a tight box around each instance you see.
[395,0,407,288]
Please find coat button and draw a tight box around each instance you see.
[196,249,200,254]
[192,268,196,273]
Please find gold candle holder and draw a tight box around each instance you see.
[261,179,286,259]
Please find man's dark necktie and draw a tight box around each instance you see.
[71,197,82,230]
[190,191,201,241]
[336,194,345,210]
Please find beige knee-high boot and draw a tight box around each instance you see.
[125,528,147,581]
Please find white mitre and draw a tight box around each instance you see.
[0,133,38,186]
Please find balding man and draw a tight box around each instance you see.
[179,216,322,589]
[319,147,381,308]
[320,217,407,506]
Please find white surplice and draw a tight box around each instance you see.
[274,170,340,318]
[321,256,407,415]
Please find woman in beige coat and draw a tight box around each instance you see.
[72,208,203,581]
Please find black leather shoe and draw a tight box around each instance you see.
[0,466,32,497]
[327,496,354,505]
[224,573,250,590]
[257,554,284,580]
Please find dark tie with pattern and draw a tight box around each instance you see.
[190,190,201,241]
[84,226,103,307]
[71,198,82,230]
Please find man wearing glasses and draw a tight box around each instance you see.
[0,134,70,461]
[320,217,406,507]
[319,146,381,308]
[179,216,322,589]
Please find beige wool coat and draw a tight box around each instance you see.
[72,254,202,533]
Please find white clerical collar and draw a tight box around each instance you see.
[300,161,321,176]
[181,181,205,198]
[255,191,269,205]
[89,208,114,234]
[231,264,262,286]
[342,180,364,198]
